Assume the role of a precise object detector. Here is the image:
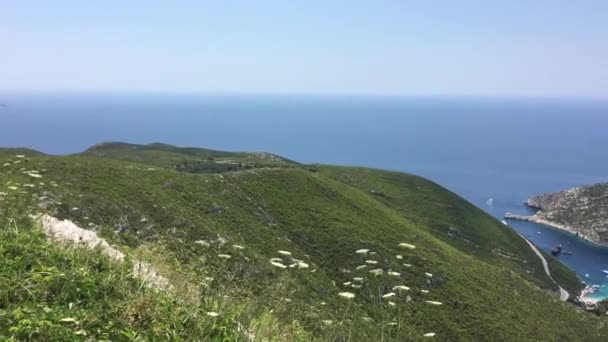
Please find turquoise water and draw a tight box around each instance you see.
[2,92,608,298]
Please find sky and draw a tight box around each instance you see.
[1,0,607,98]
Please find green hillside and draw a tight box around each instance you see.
[0,143,604,341]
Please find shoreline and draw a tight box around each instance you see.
[504,212,608,248]
[579,285,601,305]
[505,212,607,305]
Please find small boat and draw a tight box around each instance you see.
[550,244,562,256]
[537,231,542,235]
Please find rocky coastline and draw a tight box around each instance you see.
[504,183,608,247]
[503,212,608,247]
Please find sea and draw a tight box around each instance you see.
[2,91,608,299]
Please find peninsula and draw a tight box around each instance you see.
[505,183,608,246]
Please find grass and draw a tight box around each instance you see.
[0,218,243,341]
[0,143,606,340]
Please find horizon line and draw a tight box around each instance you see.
[1,88,607,102]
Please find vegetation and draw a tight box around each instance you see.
[0,142,606,340]
[526,183,608,245]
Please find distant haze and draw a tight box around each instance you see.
[1,0,608,98]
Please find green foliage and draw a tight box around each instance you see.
[0,143,606,340]
[0,219,242,341]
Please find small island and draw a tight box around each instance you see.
[505,183,608,247]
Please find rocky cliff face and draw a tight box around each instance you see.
[526,183,608,244]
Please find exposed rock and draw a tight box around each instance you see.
[506,183,608,245]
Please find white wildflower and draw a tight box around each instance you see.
[355,265,367,271]
[71,207,79,211]
[270,261,287,269]
[425,272,433,278]
[2,163,11,167]
[270,257,283,262]
[424,333,436,337]
[382,292,396,299]
[396,255,403,259]
[343,281,352,286]
[403,263,412,267]
[355,249,369,254]
[369,268,384,276]
[218,254,232,259]
[426,301,442,305]
[365,260,378,265]
[388,271,400,277]
[398,243,416,249]
[388,301,396,306]
[421,290,429,294]
[195,240,211,247]
[8,186,18,190]
[351,284,361,289]
[338,292,355,299]
[232,244,245,250]
[393,285,410,291]
[353,277,364,282]
[206,312,219,317]
[322,320,333,326]
[278,250,292,256]
[28,173,42,178]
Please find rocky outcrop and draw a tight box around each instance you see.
[513,183,608,245]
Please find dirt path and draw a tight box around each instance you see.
[518,233,569,301]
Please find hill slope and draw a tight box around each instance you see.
[0,143,604,341]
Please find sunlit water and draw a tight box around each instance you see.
[2,92,608,298]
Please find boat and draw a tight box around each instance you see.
[550,244,562,256]
[537,231,542,235]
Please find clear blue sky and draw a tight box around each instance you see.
[2,0,607,98]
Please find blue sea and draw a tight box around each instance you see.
[2,92,608,299]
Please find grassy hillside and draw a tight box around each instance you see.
[0,143,604,341]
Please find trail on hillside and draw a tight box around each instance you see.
[518,233,569,301]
